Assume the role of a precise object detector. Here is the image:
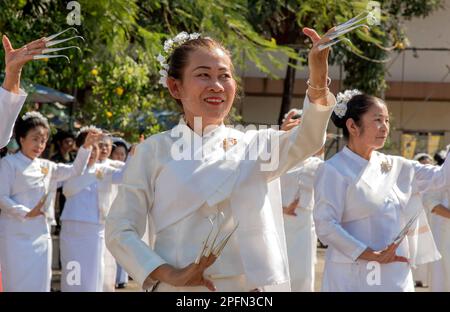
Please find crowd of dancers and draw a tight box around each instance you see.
[1,25,450,292]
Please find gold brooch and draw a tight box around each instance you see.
[95,169,104,180]
[380,160,392,174]
[222,138,237,151]
[41,166,49,176]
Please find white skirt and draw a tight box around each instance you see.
[154,274,252,292]
[0,215,52,292]
[321,257,414,292]
[60,220,106,292]
[284,210,316,292]
[430,215,450,291]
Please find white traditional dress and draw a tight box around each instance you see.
[0,87,27,148]
[0,148,91,291]
[423,190,450,291]
[314,146,448,292]
[106,94,335,291]
[280,156,323,291]
[60,158,126,292]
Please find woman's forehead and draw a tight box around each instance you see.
[28,126,49,136]
[368,100,389,115]
[187,47,232,70]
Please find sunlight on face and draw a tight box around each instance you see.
[111,145,127,162]
[358,100,390,150]
[20,126,49,160]
[176,47,236,127]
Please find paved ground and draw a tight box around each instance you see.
[52,247,430,292]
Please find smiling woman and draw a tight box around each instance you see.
[106,29,336,292]
[0,114,100,292]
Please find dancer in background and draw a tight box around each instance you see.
[60,129,132,292]
[280,109,324,291]
[0,114,97,291]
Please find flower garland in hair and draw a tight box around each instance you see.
[157,31,201,88]
[78,125,102,135]
[22,111,47,122]
[334,89,362,118]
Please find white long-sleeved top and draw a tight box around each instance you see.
[0,87,27,148]
[62,159,126,225]
[314,146,449,264]
[314,147,449,291]
[0,147,91,222]
[105,94,336,289]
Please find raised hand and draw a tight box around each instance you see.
[302,27,336,104]
[2,35,46,93]
[83,130,102,149]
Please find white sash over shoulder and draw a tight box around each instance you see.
[150,120,290,287]
[343,151,440,267]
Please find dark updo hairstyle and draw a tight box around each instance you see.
[14,113,50,149]
[75,131,89,148]
[168,37,233,81]
[331,94,385,139]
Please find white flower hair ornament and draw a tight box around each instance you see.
[157,31,201,88]
[22,111,48,122]
[334,89,363,119]
[78,125,102,135]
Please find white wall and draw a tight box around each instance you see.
[239,0,450,83]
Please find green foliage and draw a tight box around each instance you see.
[0,0,444,142]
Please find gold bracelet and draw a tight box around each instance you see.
[307,90,330,103]
[307,77,331,90]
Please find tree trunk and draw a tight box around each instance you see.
[278,50,299,125]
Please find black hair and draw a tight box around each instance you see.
[331,94,385,139]
[112,141,129,157]
[167,37,236,107]
[75,131,89,148]
[53,129,75,146]
[14,114,50,149]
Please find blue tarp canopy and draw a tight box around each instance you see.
[28,84,75,104]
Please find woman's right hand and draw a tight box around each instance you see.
[358,243,409,264]
[147,254,218,291]
[83,130,102,149]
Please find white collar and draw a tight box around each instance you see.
[16,151,37,164]
[342,146,370,167]
[178,117,226,139]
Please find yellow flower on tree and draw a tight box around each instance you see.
[115,86,124,96]
[91,68,99,76]
[106,111,113,118]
